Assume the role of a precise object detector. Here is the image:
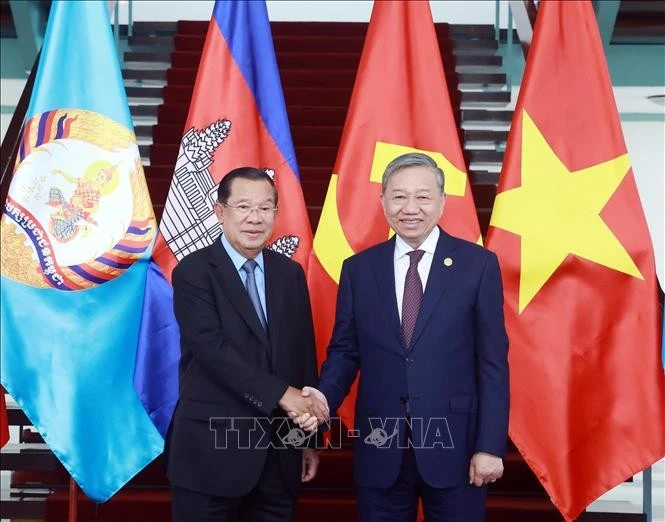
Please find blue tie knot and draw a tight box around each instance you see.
[242,259,258,274]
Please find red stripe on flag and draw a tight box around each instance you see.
[130,218,153,228]
[63,114,77,137]
[153,21,311,280]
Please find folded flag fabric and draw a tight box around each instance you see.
[0,0,162,502]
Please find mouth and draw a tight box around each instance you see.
[243,230,264,238]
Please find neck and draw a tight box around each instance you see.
[240,249,262,260]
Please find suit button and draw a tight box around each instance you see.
[399,397,407,404]
[257,401,263,408]
[406,357,415,363]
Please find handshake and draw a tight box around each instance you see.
[278,386,330,432]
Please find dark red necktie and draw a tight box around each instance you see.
[401,250,425,349]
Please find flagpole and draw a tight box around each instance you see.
[643,466,652,522]
[68,476,78,522]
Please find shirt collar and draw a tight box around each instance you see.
[395,226,440,259]
[220,234,265,273]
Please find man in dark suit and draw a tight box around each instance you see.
[296,153,509,521]
[167,167,325,522]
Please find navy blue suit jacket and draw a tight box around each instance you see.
[318,228,509,489]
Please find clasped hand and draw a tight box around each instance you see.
[278,386,329,432]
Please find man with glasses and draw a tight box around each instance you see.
[166,167,325,522]
[295,153,509,522]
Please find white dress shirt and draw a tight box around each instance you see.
[394,227,440,321]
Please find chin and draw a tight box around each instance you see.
[399,230,424,240]
[245,240,265,250]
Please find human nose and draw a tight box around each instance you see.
[244,207,264,221]
[401,196,420,213]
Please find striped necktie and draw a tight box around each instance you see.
[401,250,425,349]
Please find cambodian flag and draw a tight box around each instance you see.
[0,0,162,502]
[134,0,312,437]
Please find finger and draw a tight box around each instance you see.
[301,456,315,482]
[318,399,330,416]
[302,457,318,482]
[291,414,306,427]
[308,459,319,481]
[298,415,312,430]
[296,413,312,428]
[470,465,487,487]
[311,400,329,419]
[303,418,319,432]
[302,398,317,416]
[302,467,314,482]
[304,387,328,413]
[468,462,476,485]
[474,470,490,484]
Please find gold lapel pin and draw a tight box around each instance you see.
[443,257,453,267]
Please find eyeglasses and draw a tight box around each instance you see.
[221,202,278,217]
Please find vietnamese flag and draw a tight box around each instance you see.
[307,0,480,431]
[485,1,665,520]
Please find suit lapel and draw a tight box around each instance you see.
[264,251,285,368]
[410,230,459,349]
[372,238,406,351]
[209,240,270,348]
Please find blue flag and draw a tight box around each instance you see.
[0,0,162,502]
[134,261,180,438]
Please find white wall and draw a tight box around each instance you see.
[623,120,665,283]
[0,113,12,141]
[115,0,511,24]
[0,78,25,140]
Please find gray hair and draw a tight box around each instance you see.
[381,152,445,194]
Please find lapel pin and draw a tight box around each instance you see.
[443,257,453,267]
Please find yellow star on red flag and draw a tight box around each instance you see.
[490,109,642,313]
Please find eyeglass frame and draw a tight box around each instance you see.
[218,201,278,218]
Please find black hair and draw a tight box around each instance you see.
[216,167,278,206]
